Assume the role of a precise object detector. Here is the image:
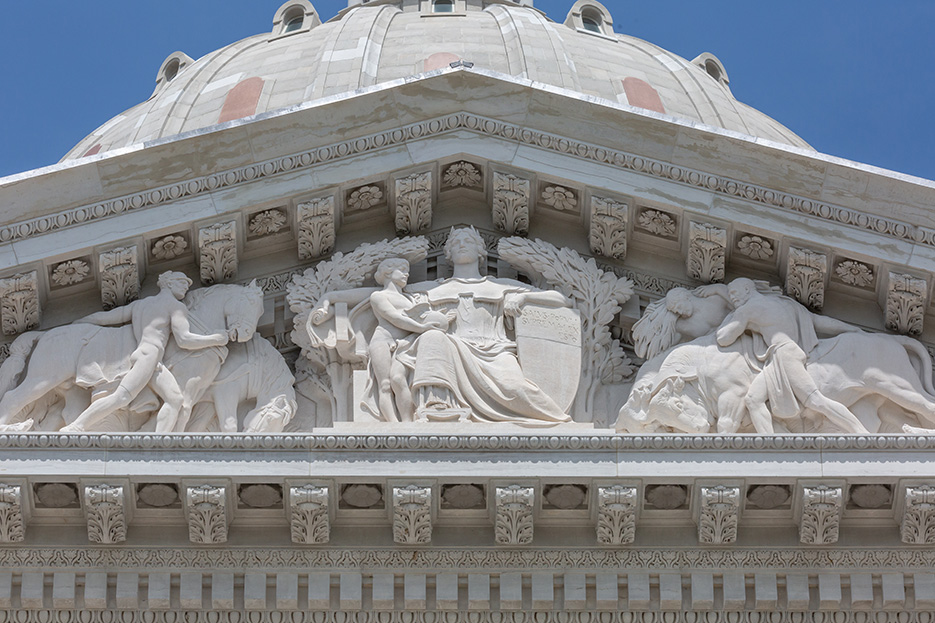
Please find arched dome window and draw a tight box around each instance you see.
[270,1,320,39]
[704,60,722,82]
[691,53,731,92]
[163,59,180,83]
[581,10,602,33]
[433,0,454,13]
[283,13,304,33]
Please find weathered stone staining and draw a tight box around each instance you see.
[799,485,843,545]
[99,246,140,310]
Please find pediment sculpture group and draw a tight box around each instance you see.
[0,227,933,435]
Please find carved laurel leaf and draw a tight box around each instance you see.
[498,238,635,418]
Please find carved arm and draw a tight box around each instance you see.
[716,313,748,348]
[75,303,136,326]
[311,287,379,325]
[170,308,229,350]
[812,313,862,337]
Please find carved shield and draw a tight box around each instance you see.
[514,304,582,412]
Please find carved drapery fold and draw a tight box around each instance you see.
[886,273,927,336]
[392,485,432,544]
[687,223,727,283]
[84,484,127,544]
[297,197,336,260]
[596,485,637,545]
[799,485,842,545]
[786,247,827,310]
[289,485,330,544]
[394,172,432,235]
[697,485,740,544]
[198,221,238,285]
[99,246,140,310]
[186,485,228,544]
[589,197,628,260]
[495,485,534,545]
[492,173,530,236]
[0,272,39,336]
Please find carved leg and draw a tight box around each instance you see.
[214,387,241,433]
[0,377,59,425]
[862,369,935,427]
[151,363,184,434]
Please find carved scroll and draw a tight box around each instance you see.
[393,485,432,544]
[799,485,842,545]
[0,272,39,336]
[596,485,637,545]
[786,247,827,310]
[495,485,534,545]
[886,273,927,336]
[187,485,228,544]
[395,172,432,235]
[0,484,24,543]
[687,223,727,283]
[99,246,140,310]
[84,484,126,544]
[198,221,237,285]
[492,172,530,236]
[590,197,628,260]
[697,485,740,544]
[901,485,935,545]
[289,485,329,544]
[297,197,335,260]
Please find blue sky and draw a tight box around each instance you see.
[1,1,933,180]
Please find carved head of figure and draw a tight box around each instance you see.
[374,258,410,289]
[665,288,694,317]
[727,278,756,308]
[444,226,485,266]
[157,271,193,300]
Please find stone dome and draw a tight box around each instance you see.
[63,0,810,161]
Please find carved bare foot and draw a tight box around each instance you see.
[59,423,85,433]
[0,419,34,432]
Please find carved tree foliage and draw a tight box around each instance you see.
[287,236,429,362]
[498,237,635,419]
[290,485,330,545]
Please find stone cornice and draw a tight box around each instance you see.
[1,111,932,257]
[0,432,933,451]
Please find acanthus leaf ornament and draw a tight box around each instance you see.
[289,485,330,544]
[99,246,140,310]
[186,485,228,544]
[786,247,827,311]
[297,197,336,260]
[84,484,127,544]
[697,485,740,544]
[589,196,628,260]
[198,221,238,285]
[495,485,534,545]
[799,485,842,545]
[442,161,481,188]
[393,485,432,544]
[0,484,24,543]
[492,172,530,236]
[596,485,638,545]
[687,223,727,283]
[0,272,39,336]
[394,172,433,235]
[901,485,935,545]
[886,272,927,336]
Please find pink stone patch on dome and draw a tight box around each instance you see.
[622,77,666,115]
[82,144,102,157]
[425,53,461,72]
[218,77,265,124]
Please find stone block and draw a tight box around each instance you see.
[211,573,235,610]
[882,573,905,609]
[148,573,171,610]
[564,572,587,610]
[627,573,650,610]
[785,574,810,610]
[531,573,553,610]
[595,573,618,610]
[276,573,299,610]
[403,573,426,610]
[116,573,139,609]
[179,573,203,610]
[339,572,362,610]
[690,572,714,610]
[818,573,842,610]
[84,572,108,610]
[659,573,682,610]
[435,573,459,610]
[850,573,874,610]
[467,573,489,610]
[372,573,395,610]
[499,573,522,610]
[723,573,746,610]
[308,573,331,610]
[52,572,75,610]
[244,573,267,610]
[754,572,777,610]
[20,572,44,609]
